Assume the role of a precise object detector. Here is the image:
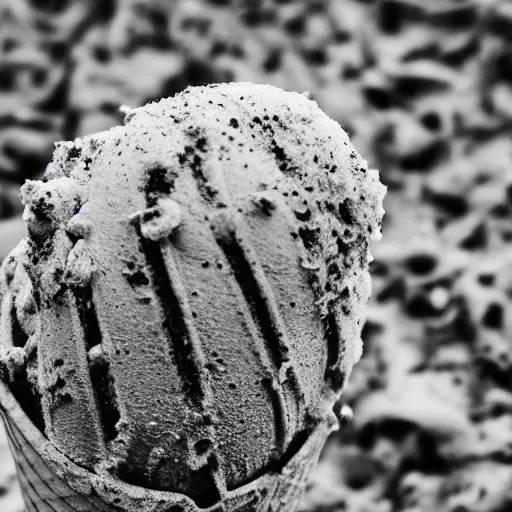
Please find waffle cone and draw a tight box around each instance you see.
[1,380,331,512]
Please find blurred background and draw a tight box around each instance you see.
[1,0,512,510]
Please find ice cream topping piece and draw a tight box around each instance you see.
[132,197,183,241]
[0,82,385,507]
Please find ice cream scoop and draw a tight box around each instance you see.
[0,82,385,511]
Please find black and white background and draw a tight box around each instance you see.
[1,1,512,511]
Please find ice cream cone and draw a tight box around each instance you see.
[0,83,385,511]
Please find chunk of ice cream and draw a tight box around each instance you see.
[0,82,385,507]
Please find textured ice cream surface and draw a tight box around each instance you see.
[0,82,385,506]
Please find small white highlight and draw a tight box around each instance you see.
[340,404,354,422]
[430,287,450,310]
[371,228,383,241]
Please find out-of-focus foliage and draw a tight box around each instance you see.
[2,0,512,511]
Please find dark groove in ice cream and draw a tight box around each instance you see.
[214,227,303,456]
[324,311,342,382]
[134,219,224,500]
[75,286,120,444]
[10,301,29,348]
[215,231,289,371]
[136,229,205,407]
[88,355,120,444]
[178,145,218,201]
[74,288,102,352]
